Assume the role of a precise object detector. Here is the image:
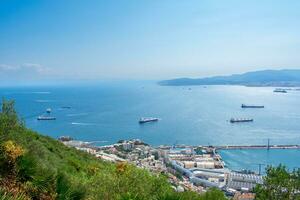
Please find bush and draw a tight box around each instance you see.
[254,165,300,200]
[0,100,226,200]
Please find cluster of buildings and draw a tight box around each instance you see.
[109,139,167,173]
[161,145,263,199]
[59,137,263,199]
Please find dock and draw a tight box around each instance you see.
[166,144,300,150]
[214,144,300,150]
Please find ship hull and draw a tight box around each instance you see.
[274,91,287,93]
[139,118,159,123]
[273,89,287,93]
[241,105,264,108]
[230,119,253,123]
[37,117,56,120]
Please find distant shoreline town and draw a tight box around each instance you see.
[58,136,300,199]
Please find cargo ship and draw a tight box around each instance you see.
[241,104,264,108]
[37,116,56,120]
[230,118,253,123]
[139,117,159,124]
[273,88,287,93]
[61,106,71,109]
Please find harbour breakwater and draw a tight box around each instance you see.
[214,144,300,150]
[167,144,300,150]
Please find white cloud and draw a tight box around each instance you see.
[0,63,52,81]
[0,63,51,74]
[20,63,51,74]
[0,64,18,71]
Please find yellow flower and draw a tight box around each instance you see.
[116,162,128,174]
[2,140,25,161]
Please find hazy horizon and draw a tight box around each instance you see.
[1,0,300,83]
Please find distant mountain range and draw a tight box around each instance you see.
[159,69,300,87]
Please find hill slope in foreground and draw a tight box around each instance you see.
[159,69,300,87]
[0,100,226,200]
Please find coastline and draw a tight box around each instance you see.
[59,137,268,194]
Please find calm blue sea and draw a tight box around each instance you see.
[219,149,300,174]
[1,81,300,171]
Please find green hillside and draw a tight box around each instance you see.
[0,99,226,200]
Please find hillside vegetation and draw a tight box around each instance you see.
[0,99,226,200]
[254,165,300,200]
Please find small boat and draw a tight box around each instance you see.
[37,116,56,120]
[58,136,73,142]
[273,88,287,93]
[61,106,71,109]
[241,104,264,108]
[139,117,159,124]
[230,118,253,123]
[46,108,52,113]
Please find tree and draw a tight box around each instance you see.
[1,98,17,117]
[255,165,300,200]
[200,188,227,200]
[0,99,21,135]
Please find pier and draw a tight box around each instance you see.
[214,144,300,150]
[165,144,300,150]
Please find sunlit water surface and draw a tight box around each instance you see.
[1,81,299,171]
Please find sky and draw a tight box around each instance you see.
[1,0,300,83]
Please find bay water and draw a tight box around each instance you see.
[1,81,299,171]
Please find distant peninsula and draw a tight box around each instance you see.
[159,69,300,87]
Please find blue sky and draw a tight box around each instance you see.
[1,0,300,82]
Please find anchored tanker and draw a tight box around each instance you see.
[230,118,253,123]
[37,116,56,120]
[139,117,159,124]
[241,104,264,108]
[273,88,287,93]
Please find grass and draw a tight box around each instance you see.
[0,99,226,200]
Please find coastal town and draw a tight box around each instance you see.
[58,136,271,200]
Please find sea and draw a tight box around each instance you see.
[1,80,300,173]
